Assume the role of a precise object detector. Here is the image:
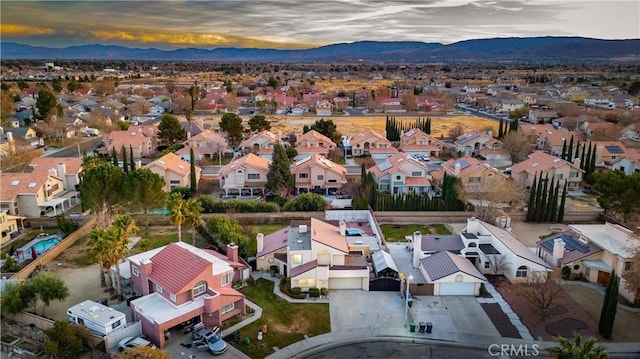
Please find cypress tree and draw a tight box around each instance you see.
[560,139,567,160]
[526,173,538,222]
[129,145,135,171]
[557,182,568,222]
[498,120,503,139]
[567,136,574,162]
[589,144,597,175]
[535,174,549,222]
[584,142,593,172]
[549,180,560,222]
[121,145,128,173]
[190,148,197,194]
[599,271,619,339]
[427,117,431,134]
[112,147,118,166]
[545,178,556,222]
[580,143,587,170]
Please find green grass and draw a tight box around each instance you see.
[236,279,330,358]
[243,224,288,257]
[129,233,179,255]
[380,223,451,241]
[333,157,346,165]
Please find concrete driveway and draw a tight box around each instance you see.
[329,290,500,338]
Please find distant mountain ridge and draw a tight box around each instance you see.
[1,37,639,62]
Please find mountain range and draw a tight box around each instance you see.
[1,37,639,62]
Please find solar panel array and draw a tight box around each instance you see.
[605,145,624,154]
[541,233,590,253]
[454,160,471,170]
[377,161,393,172]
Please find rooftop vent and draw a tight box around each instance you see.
[299,225,308,233]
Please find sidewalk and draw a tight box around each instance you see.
[476,282,534,340]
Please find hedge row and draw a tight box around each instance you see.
[198,195,277,213]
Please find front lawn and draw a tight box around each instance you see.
[236,279,330,358]
[380,223,451,241]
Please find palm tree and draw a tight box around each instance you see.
[88,228,113,288]
[167,192,186,242]
[110,215,138,297]
[548,333,608,359]
[183,198,204,245]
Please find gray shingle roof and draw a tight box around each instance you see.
[420,251,486,282]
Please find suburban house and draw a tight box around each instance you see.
[0,209,25,245]
[218,153,270,197]
[0,172,66,217]
[528,110,559,124]
[99,125,157,159]
[509,151,584,190]
[536,130,584,156]
[291,154,347,195]
[478,138,513,168]
[238,130,279,160]
[350,129,397,159]
[26,157,83,191]
[176,129,227,162]
[315,100,334,116]
[255,218,369,290]
[592,141,629,170]
[295,130,337,160]
[453,132,495,156]
[1,127,43,149]
[463,217,552,283]
[144,152,201,192]
[437,156,509,194]
[399,129,445,158]
[611,148,640,175]
[128,242,247,348]
[498,99,525,113]
[541,223,640,304]
[419,251,487,296]
[367,152,433,196]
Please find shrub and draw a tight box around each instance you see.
[290,287,302,295]
[198,195,277,213]
[320,287,329,296]
[479,283,487,296]
[282,193,328,212]
[561,266,571,280]
[267,195,288,208]
[569,273,583,281]
[138,238,151,251]
[308,288,320,297]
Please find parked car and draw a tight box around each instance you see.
[193,326,227,355]
[421,155,431,161]
[118,336,156,352]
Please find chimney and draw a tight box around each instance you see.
[227,243,239,263]
[454,162,461,176]
[6,132,14,144]
[412,231,422,269]
[339,220,346,236]
[488,130,493,138]
[466,217,479,234]
[187,131,192,141]
[57,163,67,189]
[147,127,153,137]
[299,225,307,233]
[552,238,565,266]
[256,233,264,254]
[139,259,153,294]
[135,160,142,169]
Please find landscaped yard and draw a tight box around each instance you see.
[237,278,330,358]
[380,223,451,241]
[243,223,289,257]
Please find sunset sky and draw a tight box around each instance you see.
[1,1,638,49]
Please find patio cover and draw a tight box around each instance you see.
[582,260,612,272]
[372,250,398,274]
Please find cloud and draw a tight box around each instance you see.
[0,23,55,36]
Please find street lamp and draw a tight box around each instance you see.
[405,274,413,327]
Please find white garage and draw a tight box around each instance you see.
[329,277,363,290]
[438,282,478,296]
[419,251,486,296]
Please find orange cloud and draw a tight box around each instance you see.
[90,29,312,49]
[1,24,55,36]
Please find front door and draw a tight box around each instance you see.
[597,270,610,284]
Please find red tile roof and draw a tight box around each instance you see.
[148,243,212,294]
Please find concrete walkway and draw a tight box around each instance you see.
[252,272,330,304]
[476,282,534,340]
[221,298,263,337]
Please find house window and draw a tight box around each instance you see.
[170,293,176,303]
[248,173,260,180]
[455,274,463,282]
[328,179,337,183]
[625,262,633,271]
[131,266,139,277]
[111,320,122,330]
[193,280,207,296]
[396,175,401,180]
[484,261,490,269]
[156,284,163,294]
[411,171,421,176]
[585,267,591,277]
[221,303,234,314]
[469,177,481,183]
[516,266,528,278]
[317,175,324,180]
[51,183,59,191]
[556,174,564,180]
[299,173,309,179]
[297,279,316,287]
[293,254,303,264]
[170,180,180,184]
[570,172,580,178]
[221,273,230,285]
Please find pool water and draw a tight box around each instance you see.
[150,209,169,215]
[24,236,61,257]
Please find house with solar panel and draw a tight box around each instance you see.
[509,151,584,191]
[367,152,433,196]
[436,156,509,194]
[398,128,445,158]
[592,141,636,172]
[536,223,640,304]
[453,131,495,156]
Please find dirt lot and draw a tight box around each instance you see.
[490,276,640,342]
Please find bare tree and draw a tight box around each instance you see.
[448,124,465,140]
[457,176,524,222]
[485,254,509,275]
[518,271,566,321]
[622,249,640,299]
[502,130,533,163]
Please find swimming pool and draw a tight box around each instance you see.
[23,235,61,258]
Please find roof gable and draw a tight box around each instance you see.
[420,251,486,281]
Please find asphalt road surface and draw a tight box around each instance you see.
[300,340,550,359]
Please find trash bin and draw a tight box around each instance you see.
[419,322,426,333]
[426,322,433,334]
[409,322,416,333]
[407,293,413,307]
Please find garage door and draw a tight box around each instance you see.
[439,282,476,295]
[329,277,362,290]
